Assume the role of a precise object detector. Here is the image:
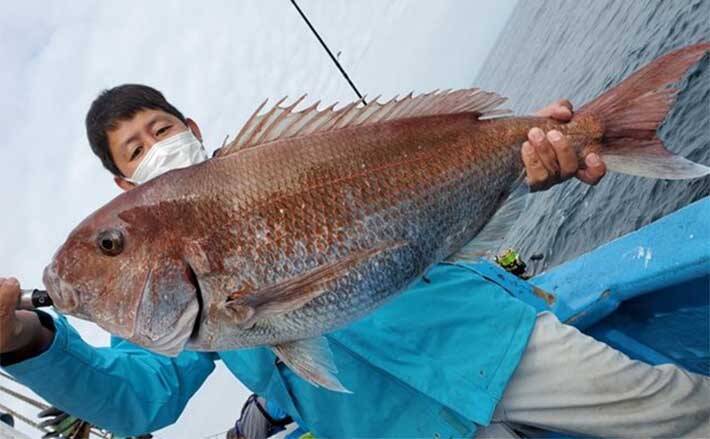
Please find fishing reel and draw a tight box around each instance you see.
[16,289,53,310]
[495,249,529,278]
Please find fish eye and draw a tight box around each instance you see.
[97,229,124,256]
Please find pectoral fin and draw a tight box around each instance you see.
[272,336,351,393]
[225,241,407,326]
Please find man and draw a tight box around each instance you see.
[0,85,707,438]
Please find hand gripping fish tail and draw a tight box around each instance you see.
[571,41,710,180]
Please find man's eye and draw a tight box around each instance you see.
[156,125,172,136]
[130,146,143,161]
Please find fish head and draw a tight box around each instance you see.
[43,192,200,356]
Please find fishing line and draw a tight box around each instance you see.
[289,0,368,105]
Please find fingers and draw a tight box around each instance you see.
[576,153,607,185]
[38,412,69,429]
[549,104,573,122]
[0,277,20,314]
[535,99,574,121]
[0,278,21,350]
[557,99,573,112]
[524,128,578,191]
[522,141,550,192]
[548,130,578,179]
[530,128,560,178]
[38,406,65,419]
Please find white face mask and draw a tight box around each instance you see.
[126,130,208,185]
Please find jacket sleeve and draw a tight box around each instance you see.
[0,313,216,436]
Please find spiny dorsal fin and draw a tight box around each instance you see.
[217,88,511,157]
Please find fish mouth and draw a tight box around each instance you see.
[42,263,80,314]
[186,262,203,342]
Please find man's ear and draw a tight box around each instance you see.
[114,175,136,192]
[186,118,203,142]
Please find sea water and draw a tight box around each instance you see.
[476,0,710,273]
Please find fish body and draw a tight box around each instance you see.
[169,115,561,351]
[43,43,710,391]
[47,113,557,346]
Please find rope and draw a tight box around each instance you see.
[289,0,367,105]
[0,370,18,383]
[0,384,49,411]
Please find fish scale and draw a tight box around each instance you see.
[181,115,526,349]
[45,115,568,367]
[44,43,710,391]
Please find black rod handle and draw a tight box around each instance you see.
[16,289,53,310]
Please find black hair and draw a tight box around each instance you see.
[85,84,187,176]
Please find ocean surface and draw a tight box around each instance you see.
[475,0,710,274]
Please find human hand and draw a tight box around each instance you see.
[0,277,53,357]
[0,277,26,352]
[38,406,92,438]
[523,100,606,191]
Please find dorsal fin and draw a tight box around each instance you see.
[216,88,511,157]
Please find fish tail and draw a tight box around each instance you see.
[576,42,710,179]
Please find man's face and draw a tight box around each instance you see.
[107,109,201,190]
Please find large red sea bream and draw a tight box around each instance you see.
[44,43,710,391]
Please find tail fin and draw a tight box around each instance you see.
[577,42,710,179]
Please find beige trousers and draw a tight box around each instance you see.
[477,312,710,438]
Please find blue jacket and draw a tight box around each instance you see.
[2,261,536,438]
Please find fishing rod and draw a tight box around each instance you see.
[16,289,52,310]
[290,0,367,105]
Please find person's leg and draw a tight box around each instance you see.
[493,312,710,438]
[476,422,521,438]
